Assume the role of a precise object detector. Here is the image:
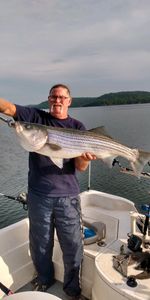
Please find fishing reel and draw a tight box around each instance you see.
[127,234,142,252]
[16,192,28,210]
[0,191,28,210]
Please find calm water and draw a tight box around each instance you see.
[0,103,150,229]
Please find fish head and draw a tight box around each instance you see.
[15,121,48,152]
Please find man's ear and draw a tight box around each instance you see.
[68,97,72,107]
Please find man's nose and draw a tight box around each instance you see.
[55,97,61,102]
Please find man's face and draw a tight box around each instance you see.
[48,87,72,119]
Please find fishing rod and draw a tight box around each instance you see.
[0,281,14,295]
[0,192,28,210]
[141,204,150,237]
[88,161,91,190]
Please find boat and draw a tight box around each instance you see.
[0,186,150,300]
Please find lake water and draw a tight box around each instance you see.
[0,103,150,229]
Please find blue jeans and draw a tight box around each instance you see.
[28,190,83,296]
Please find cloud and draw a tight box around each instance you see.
[0,0,150,103]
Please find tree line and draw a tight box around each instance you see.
[34,91,150,109]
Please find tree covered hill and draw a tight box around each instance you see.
[86,91,150,107]
[34,91,150,109]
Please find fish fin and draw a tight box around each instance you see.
[50,157,63,169]
[98,154,116,168]
[131,150,150,178]
[48,143,62,151]
[89,126,112,139]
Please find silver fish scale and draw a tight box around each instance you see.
[47,128,138,161]
[10,121,149,174]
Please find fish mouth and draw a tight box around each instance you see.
[15,122,24,133]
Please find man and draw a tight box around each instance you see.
[0,84,96,300]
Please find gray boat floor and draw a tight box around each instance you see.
[17,280,68,299]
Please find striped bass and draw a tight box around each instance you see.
[8,121,150,176]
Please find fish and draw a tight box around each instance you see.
[3,119,150,176]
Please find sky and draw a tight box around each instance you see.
[0,0,150,104]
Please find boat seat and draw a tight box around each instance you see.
[83,219,106,245]
[82,207,119,244]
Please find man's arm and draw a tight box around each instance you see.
[0,98,16,117]
[75,152,97,171]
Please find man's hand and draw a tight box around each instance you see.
[75,152,97,171]
[0,98,16,116]
[80,152,97,161]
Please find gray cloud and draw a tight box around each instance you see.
[0,0,150,103]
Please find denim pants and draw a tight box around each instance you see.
[28,190,83,296]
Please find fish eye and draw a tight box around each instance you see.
[25,124,31,129]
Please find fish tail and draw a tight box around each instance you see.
[131,150,150,177]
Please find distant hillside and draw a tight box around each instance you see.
[87,91,150,107]
[34,91,150,109]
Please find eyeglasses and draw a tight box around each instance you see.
[48,95,70,101]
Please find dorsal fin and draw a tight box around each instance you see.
[88,126,112,139]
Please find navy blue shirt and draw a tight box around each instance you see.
[15,105,85,197]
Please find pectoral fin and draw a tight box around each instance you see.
[102,156,116,168]
[49,143,62,151]
[97,152,116,168]
[50,157,63,169]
